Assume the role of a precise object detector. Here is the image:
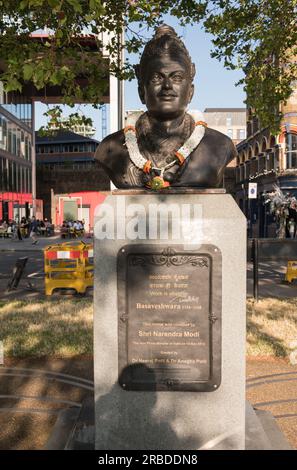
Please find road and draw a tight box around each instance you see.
[0,240,296,300]
[0,236,93,299]
[247,260,297,299]
[0,250,44,281]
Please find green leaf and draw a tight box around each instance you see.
[23,63,34,81]
[48,0,61,8]
[5,78,22,93]
[19,0,29,10]
[49,71,61,86]
[89,0,105,13]
[56,29,63,39]
[66,0,83,13]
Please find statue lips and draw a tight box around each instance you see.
[158,92,177,101]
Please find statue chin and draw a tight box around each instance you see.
[148,109,186,123]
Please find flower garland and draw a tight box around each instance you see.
[124,110,207,190]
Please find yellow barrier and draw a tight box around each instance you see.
[285,261,297,284]
[44,241,94,295]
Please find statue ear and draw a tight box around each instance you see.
[188,83,194,104]
[138,85,145,104]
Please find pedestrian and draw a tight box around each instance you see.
[29,216,39,245]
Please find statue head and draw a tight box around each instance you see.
[135,25,196,120]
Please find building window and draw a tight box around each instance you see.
[266,153,273,171]
[227,129,233,139]
[245,161,250,179]
[13,162,17,192]
[0,117,7,151]
[12,130,17,155]
[250,158,258,175]
[8,129,12,153]
[20,131,25,157]
[226,117,232,126]
[240,165,244,181]
[239,129,245,140]
[259,156,265,172]
[16,128,21,157]
[286,133,297,168]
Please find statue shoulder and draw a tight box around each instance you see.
[204,127,238,164]
[95,130,126,168]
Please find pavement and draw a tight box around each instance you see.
[0,357,93,450]
[246,358,297,450]
[0,234,92,252]
[0,357,295,450]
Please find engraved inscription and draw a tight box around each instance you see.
[128,263,209,378]
[118,245,222,391]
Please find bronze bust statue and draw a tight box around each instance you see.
[95,25,237,190]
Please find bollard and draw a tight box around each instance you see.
[7,257,28,291]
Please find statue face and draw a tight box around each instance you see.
[139,55,194,120]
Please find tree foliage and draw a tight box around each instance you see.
[0,1,296,132]
[203,0,297,133]
[38,105,94,136]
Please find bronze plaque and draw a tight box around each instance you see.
[117,245,221,392]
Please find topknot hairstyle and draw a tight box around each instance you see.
[135,24,196,87]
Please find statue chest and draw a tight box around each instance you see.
[111,143,225,189]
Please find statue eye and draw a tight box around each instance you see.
[150,73,162,83]
[172,73,184,82]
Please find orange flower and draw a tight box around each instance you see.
[195,120,207,127]
[143,160,152,174]
[175,151,185,165]
[124,125,136,133]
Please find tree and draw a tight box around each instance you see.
[38,105,94,136]
[203,0,297,133]
[0,1,296,132]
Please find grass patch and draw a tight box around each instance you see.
[247,297,297,357]
[1,297,296,358]
[0,299,93,357]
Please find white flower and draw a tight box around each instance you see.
[124,110,206,171]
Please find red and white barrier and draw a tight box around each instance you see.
[45,249,94,260]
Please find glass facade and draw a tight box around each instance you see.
[36,142,97,154]
[0,158,31,193]
[0,105,33,196]
[0,82,32,128]
[0,113,32,160]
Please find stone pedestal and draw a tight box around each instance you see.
[94,190,246,450]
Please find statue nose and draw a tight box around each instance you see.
[163,77,172,89]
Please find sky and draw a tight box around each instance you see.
[35,19,246,141]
